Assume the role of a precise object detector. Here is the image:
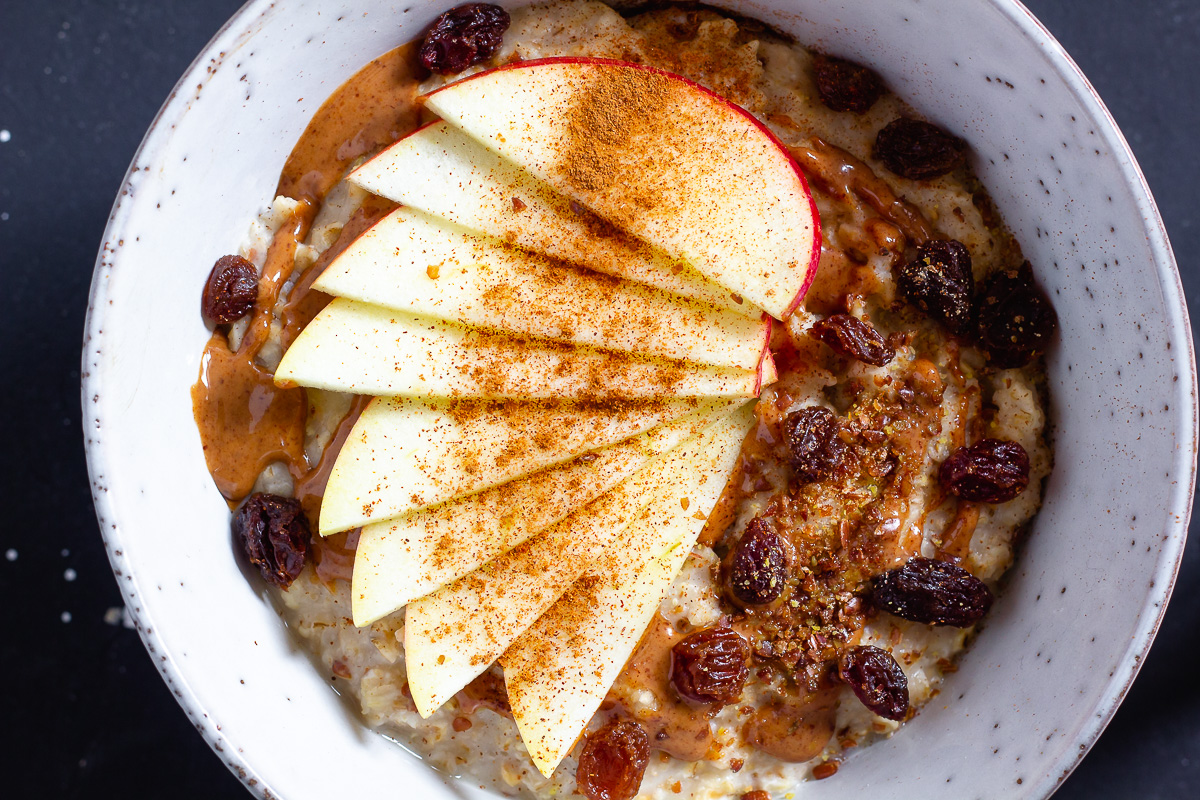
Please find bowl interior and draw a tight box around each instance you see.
[84,1,1194,798]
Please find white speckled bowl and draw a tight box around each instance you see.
[83,1,1195,797]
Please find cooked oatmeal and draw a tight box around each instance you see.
[191,2,1053,798]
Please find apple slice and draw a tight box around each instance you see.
[403,416,737,717]
[424,59,821,319]
[349,399,740,626]
[348,121,754,315]
[314,206,771,370]
[318,394,713,535]
[501,403,753,776]
[275,299,765,400]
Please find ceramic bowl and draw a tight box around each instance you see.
[83,0,1195,797]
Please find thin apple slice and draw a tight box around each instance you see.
[500,403,753,776]
[424,59,821,319]
[349,400,740,626]
[318,394,713,535]
[348,121,754,315]
[314,206,771,370]
[275,299,765,400]
[403,416,737,717]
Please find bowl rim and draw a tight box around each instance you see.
[81,1,1197,798]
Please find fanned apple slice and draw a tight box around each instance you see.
[403,415,738,717]
[275,299,765,400]
[315,206,771,369]
[424,59,821,319]
[501,403,752,775]
[349,400,739,626]
[319,394,711,535]
[348,121,754,315]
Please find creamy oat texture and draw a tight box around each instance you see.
[249,2,1052,798]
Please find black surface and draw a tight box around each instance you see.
[0,1,1197,797]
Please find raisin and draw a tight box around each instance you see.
[812,53,885,113]
[418,4,510,75]
[728,518,791,606]
[577,718,649,800]
[785,406,845,483]
[939,438,1030,503]
[897,239,974,335]
[202,254,258,324]
[975,261,1058,367]
[838,645,909,721]
[873,117,967,180]
[810,314,895,366]
[872,557,994,627]
[670,627,751,705]
[233,493,311,589]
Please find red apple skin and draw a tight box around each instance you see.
[425,57,823,320]
[352,117,440,179]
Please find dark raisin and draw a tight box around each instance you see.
[728,518,791,606]
[897,239,975,335]
[812,53,885,113]
[419,4,510,75]
[233,493,311,589]
[838,645,909,720]
[577,718,649,800]
[810,314,895,367]
[939,438,1030,503]
[785,406,845,483]
[202,254,258,324]
[872,557,994,627]
[873,117,967,180]
[975,261,1058,367]
[670,627,750,705]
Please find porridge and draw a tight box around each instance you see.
[190,2,1056,799]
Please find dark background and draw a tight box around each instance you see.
[1,1,1197,797]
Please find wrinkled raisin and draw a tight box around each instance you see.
[872,557,994,627]
[976,261,1058,367]
[812,53,885,113]
[873,117,967,180]
[728,518,791,606]
[785,406,845,483]
[233,493,311,589]
[939,438,1030,503]
[810,314,894,367]
[577,718,649,800]
[838,645,909,721]
[202,254,258,324]
[419,4,510,75]
[898,240,974,335]
[670,627,750,705]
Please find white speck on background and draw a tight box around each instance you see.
[0,130,10,143]
[43,66,52,75]
[61,612,72,623]
[64,568,77,582]
[1,213,9,222]
[61,548,70,557]
[104,606,136,629]
[4,549,16,561]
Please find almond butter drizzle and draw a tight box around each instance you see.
[191,42,423,511]
[609,614,716,761]
[788,137,934,246]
